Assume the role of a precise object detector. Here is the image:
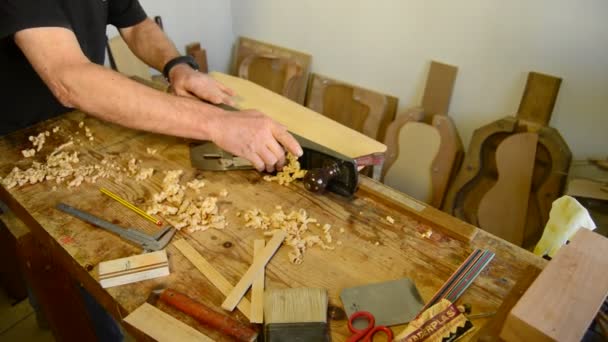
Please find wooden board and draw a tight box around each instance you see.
[210,72,387,158]
[124,303,214,342]
[383,121,440,203]
[250,240,265,324]
[0,110,547,341]
[305,73,398,142]
[107,35,151,81]
[517,72,562,126]
[430,115,464,208]
[501,229,608,342]
[185,42,209,74]
[478,133,538,245]
[421,61,458,120]
[232,37,312,104]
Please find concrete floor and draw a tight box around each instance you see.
[0,288,54,342]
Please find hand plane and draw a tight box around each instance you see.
[190,133,375,197]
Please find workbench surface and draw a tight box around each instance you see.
[0,111,545,341]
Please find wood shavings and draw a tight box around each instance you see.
[386,216,395,224]
[263,153,307,185]
[52,126,60,133]
[78,121,84,128]
[147,171,226,232]
[186,179,206,192]
[21,149,35,158]
[339,228,345,234]
[417,230,433,239]
[146,148,157,155]
[219,189,228,197]
[243,207,334,264]
[135,168,154,181]
[337,241,343,246]
[375,242,380,246]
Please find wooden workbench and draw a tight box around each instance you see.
[0,111,545,341]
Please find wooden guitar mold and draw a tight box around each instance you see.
[305,73,398,142]
[443,72,571,248]
[382,61,463,207]
[232,37,311,104]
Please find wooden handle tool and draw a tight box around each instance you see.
[157,288,258,342]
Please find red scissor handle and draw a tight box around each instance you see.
[347,311,375,342]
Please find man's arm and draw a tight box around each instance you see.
[14,27,301,171]
[119,18,235,105]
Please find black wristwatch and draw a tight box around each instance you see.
[162,55,199,82]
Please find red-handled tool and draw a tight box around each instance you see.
[151,288,258,342]
[347,311,393,342]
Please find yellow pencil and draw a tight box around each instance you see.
[100,187,162,226]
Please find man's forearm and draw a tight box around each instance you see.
[61,62,222,141]
[120,18,180,72]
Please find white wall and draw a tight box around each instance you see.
[106,0,234,72]
[230,0,608,159]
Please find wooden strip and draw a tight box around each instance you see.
[210,72,386,158]
[358,177,477,242]
[222,231,287,311]
[173,239,252,320]
[250,239,265,324]
[501,229,608,342]
[124,303,213,342]
[517,72,562,126]
[98,250,170,288]
[421,61,458,118]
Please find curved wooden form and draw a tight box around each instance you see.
[430,115,463,208]
[232,37,311,104]
[382,108,426,177]
[442,117,518,221]
[477,133,538,245]
[305,73,398,142]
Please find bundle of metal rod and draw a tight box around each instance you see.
[417,249,495,315]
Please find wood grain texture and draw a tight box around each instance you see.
[517,72,562,126]
[382,108,425,178]
[478,133,538,245]
[107,35,151,81]
[222,231,286,311]
[421,61,458,120]
[124,303,214,342]
[210,72,387,158]
[305,73,398,142]
[501,229,608,342]
[250,240,265,324]
[173,239,252,320]
[0,110,547,341]
[232,36,311,104]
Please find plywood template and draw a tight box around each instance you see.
[124,303,214,342]
[107,36,151,81]
[210,72,387,158]
[232,37,312,104]
[477,133,538,245]
[501,229,608,342]
[382,61,462,207]
[305,73,398,142]
[443,72,570,248]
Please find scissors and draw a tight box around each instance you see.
[347,311,394,342]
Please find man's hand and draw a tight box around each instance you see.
[209,109,303,172]
[169,65,236,106]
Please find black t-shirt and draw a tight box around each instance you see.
[0,0,147,135]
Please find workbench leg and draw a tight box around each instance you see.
[18,233,98,341]
[0,219,27,300]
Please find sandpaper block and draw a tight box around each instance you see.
[340,278,424,328]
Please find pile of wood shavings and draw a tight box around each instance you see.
[1,125,156,190]
[147,170,226,233]
[263,153,307,185]
[243,207,335,264]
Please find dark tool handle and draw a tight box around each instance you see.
[303,161,341,193]
[160,289,258,342]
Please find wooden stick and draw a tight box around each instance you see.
[222,231,287,311]
[124,303,214,342]
[173,239,252,320]
[250,240,265,324]
[100,187,162,226]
